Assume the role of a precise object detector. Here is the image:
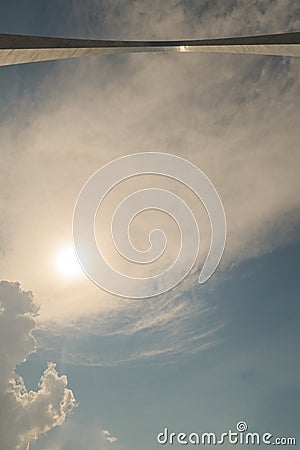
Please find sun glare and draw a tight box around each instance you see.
[54,246,82,278]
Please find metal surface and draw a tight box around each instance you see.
[0,32,299,67]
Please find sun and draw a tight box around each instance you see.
[54,245,82,278]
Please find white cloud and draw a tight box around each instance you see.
[0,281,77,450]
[102,429,118,444]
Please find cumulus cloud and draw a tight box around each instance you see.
[0,281,77,450]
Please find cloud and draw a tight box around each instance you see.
[0,281,77,450]
[102,429,118,444]
[30,419,112,450]
[35,288,222,367]
[0,0,299,362]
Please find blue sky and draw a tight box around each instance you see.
[0,1,299,449]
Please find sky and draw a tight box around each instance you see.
[0,1,299,449]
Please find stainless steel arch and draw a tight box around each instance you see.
[0,32,299,67]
